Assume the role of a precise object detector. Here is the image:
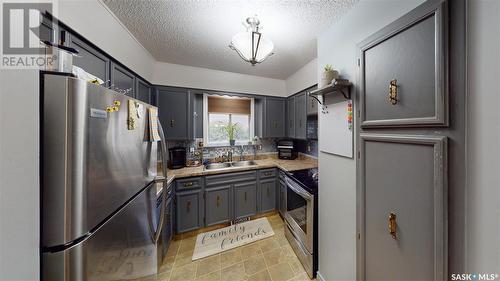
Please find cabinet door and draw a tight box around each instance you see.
[286,97,296,138]
[157,88,190,140]
[136,78,151,104]
[359,134,447,281]
[278,179,286,217]
[260,178,276,213]
[306,87,318,116]
[69,36,110,82]
[359,2,447,127]
[265,98,285,137]
[295,93,307,139]
[205,186,231,226]
[234,182,257,219]
[176,190,203,233]
[110,62,135,97]
[38,15,54,44]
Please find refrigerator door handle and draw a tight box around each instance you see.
[152,120,168,244]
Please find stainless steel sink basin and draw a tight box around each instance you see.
[204,160,257,170]
[230,160,257,167]
[204,162,232,170]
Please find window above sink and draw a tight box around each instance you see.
[203,94,255,147]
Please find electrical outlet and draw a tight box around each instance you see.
[307,145,311,152]
[190,147,195,153]
[257,144,262,150]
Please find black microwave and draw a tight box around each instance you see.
[277,140,297,160]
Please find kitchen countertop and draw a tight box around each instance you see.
[164,154,318,186]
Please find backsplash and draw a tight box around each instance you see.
[294,139,318,158]
[165,137,318,166]
[166,138,279,165]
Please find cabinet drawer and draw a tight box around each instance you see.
[176,177,202,191]
[259,168,276,179]
[205,171,257,187]
[359,2,447,127]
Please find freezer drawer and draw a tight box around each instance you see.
[42,183,160,281]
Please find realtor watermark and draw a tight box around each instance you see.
[1,1,58,69]
[451,273,500,281]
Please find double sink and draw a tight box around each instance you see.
[204,160,257,170]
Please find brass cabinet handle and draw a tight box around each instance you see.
[216,195,221,207]
[264,172,272,176]
[388,212,397,239]
[388,79,398,105]
[183,182,193,187]
[187,201,191,213]
[244,192,247,202]
[170,119,175,127]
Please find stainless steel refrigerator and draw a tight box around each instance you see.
[41,74,167,281]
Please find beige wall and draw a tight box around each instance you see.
[316,1,425,280]
[285,58,317,96]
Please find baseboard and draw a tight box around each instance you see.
[316,271,327,281]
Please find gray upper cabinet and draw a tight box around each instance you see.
[286,97,296,138]
[359,134,447,281]
[176,189,203,233]
[359,1,447,128]
[110,62,135,97]
[295,93,307,140]
[136,78,151,104]
[69,36,110,83]
[306,86,319,116]
[265,97,286,138]
[205,186,231,226]
[259,178,276,213]
[38,15,54,44]
[233,182,257,219]
[156,87,192,140]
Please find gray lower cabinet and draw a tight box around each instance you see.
[233,181,257,219]
[278,178,286,217]
[110,62,135,97]
[205,186,231,226]
[176,189,203,233]
[69,36,110,83]
[259,178,276,213]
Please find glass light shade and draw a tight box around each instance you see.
[230,31,274,64]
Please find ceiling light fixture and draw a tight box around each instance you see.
[229,16,274,66]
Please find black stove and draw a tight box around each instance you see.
[287,168,318,193]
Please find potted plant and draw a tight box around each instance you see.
[224,123,239,146]
[320,64,339,88]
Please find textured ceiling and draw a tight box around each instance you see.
[102,0,357,79]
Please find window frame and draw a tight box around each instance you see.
[203,94,255,147]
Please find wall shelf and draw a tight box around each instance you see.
[308,79,352,105]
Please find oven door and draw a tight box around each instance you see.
[284,176,314,253]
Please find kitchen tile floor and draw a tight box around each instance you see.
[152,214,314,281]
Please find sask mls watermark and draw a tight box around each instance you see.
[1,1,57,69]
[451,273,500,281]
